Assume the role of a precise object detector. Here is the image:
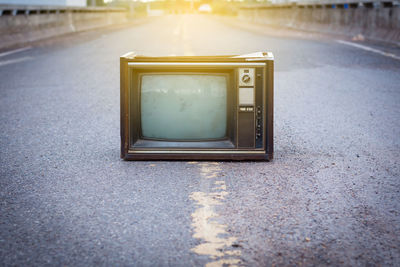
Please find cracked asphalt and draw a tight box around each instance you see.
[1,15,400,266]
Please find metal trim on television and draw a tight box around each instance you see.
[128,62,266,67]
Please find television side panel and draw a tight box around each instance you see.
[265,60,274,160]
[120,57,129,159]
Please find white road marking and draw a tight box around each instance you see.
[189,162,241,267]
[173,20,181,36]
[0,57,33,67]
[0,46,32,58]
[336,40,400,61]
[172,16,194,56]
[183,21,194,56]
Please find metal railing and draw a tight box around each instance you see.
[0,5,126,17]
[240,0,399,9]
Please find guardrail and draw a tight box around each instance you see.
[0,5,128,50]
[238,1,400,45]
[0,5,126,16]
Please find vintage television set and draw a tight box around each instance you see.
[120,52,274,160]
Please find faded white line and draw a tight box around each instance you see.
[0,46,31,58]
[189,162,241,267]
[336,40,400,61]
[183,20,194,56]
[0,56,33,67]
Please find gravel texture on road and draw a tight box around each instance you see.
[1,15,399,266]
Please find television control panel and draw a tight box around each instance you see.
[237,68,263,149]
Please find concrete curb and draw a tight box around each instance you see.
[238,2,400,46]
[0,5,129,51]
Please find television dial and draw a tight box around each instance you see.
[239,68,255,86]
[242,74,251,83]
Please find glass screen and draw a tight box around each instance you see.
[140,74,227,140]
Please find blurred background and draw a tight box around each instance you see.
[0,0,398,50]
[0,0,399,266]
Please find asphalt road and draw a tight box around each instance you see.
[1,15,399,266]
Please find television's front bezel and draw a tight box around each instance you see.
[121,55,274,161]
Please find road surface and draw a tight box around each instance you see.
[1,15,399,266]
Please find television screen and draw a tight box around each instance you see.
[140,74,227,140]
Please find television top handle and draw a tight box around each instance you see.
[120,52,274,161]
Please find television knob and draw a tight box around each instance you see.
[242,74,251,83]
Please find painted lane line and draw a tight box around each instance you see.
[336,40,400,61]
[0,57,33,67]
[183,22,194,57]
[0,46,32,58]
[189,162,241,267]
